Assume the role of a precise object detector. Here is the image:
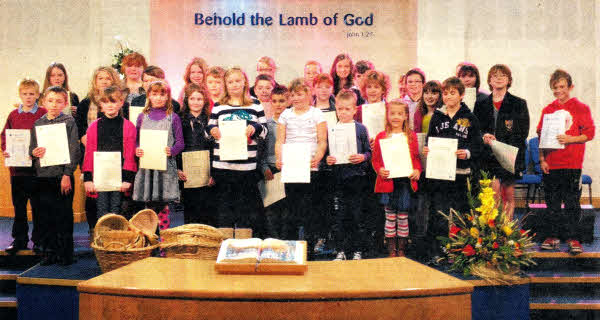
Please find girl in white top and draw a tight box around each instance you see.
[275,79,326,253]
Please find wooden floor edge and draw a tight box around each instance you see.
[467,279,530,287]
[0,250,35,256]
[532,252,600,259]
[0,274,18,280]
[529,277,600,284]
[0,301,17,308]
[17,276,82,287]
[530,303,600,310]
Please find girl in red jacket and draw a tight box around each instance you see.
[82,86,137,218]
[372,100,421,257]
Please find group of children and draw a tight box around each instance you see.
[1,53,595,265]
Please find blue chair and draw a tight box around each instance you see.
[515,137,543,204]
[581,174,592,204]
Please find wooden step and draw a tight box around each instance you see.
[0,293,16,308]
[530,295,600,310]
[527,270,600,284]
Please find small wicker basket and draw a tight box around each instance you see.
[95,230,144,250]
[92,238,159,273]
[160,224,224,260]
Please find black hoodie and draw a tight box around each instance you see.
[426,102,483,172]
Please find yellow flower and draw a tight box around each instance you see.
[491,232,497,240]
[479,179,492,188]
[502,226,513,236]
[470,227,479,238]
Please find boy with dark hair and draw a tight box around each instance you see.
[423,77,483,263]
[30,86,80,265]
[537,69,595,254]
[130,66,181,113]
[1,79,47,254]
[353,60,375,87]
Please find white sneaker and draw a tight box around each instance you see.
[334,251,346,261]
[352,252,362,260]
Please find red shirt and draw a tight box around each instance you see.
[1,106,47,176]
[536,98,595,169]
[493,100,502,110]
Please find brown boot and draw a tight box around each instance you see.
[387,237,398,257]
[397,238,407,257]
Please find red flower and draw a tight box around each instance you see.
[520,229,527,235]
[515,242,520,249]
[513,249,523,257]
[462,245,476,256]
[488,219,495,228]
[449,225,461,237]
[492,242,499,249]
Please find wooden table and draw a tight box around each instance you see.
[78,257,473,320]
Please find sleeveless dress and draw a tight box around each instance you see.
[132,113,180,202]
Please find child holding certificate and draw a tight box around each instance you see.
[474,64,529,221]
[312,73,336,111]
[75,66,122,230]
[253,74,275,119]
[177,84,217,226]
[372,100,421,257]
[417,81,443,134]
[355,70,389,126]
[42,62,79,116]
[1,79,47,255]
[207,67,267,238]
[82,86,137,217]
[133,81,184,221]
[177,57,208,105]
[330,54,364,105]
[30,86,81,265]
[536,69,595,254]
[325,89,371,260]
[276,78,327,254]
[423,77,482,264]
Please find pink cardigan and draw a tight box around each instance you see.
[82,118,137,177]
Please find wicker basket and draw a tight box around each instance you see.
[92,238,159,273]
[130,209,159,239]
[95,230,143,250]
[94,214,130,239]
[160,224,224,260]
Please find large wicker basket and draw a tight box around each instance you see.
[160,224,224,260]
[92,238,159,273]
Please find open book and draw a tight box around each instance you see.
[217,238,305,264]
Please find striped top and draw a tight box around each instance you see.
[206,102,267,171]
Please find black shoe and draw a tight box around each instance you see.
[40,254,57,266]
[32,244,43,255]
[5,240,28,255]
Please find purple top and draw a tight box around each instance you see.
[136,107,185,156]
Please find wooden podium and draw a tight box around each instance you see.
[78,257,474,320]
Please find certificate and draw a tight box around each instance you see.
[139,129,168,170]
[218,120,248,161]
[281,143,311,183]
[322,111,338,129]
[258,172,286,207]
[416,132,427,170]
[129,106,144,127]
[539,111,567,149]
[328,122,357,164]
[361,101,386,137]
[35,123,70,167]
[379,133,413,178]
[490,140,519,174]
[4,129,31,167]
[93,152,122,192]
[426,137,458,181]
[464,87,476,111]
[182,150,210,188]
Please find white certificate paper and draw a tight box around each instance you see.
[182,150,210,188]
[539,112,567,149]
[380,133,413,178]
[464,87,476,111]
[129,106,144,127]
[322,111,338,129]
[4,129,31,167]
[93,152,122,192]
[328,122,357,164]
[361,101,386,137]
[218,120,248,161]
[490,140,519,174]
[258,172,286,207]
[426,137,458,181]
[139,129,168,171]
[281,143,311,183]
[35,123,70,167]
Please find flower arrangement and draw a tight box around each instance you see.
[438,173,536,283]
[111,35,134,76]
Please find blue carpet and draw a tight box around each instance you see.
[19,254,101,282]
